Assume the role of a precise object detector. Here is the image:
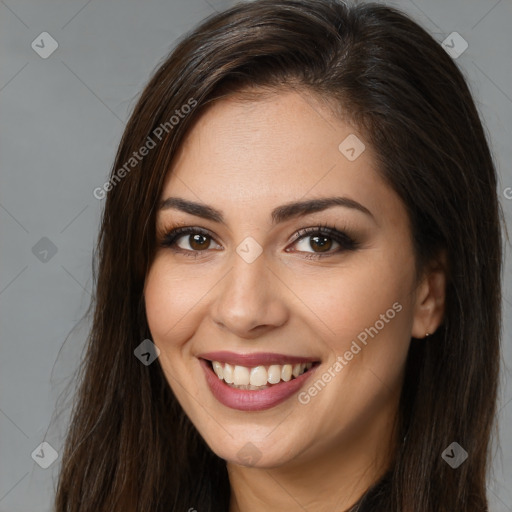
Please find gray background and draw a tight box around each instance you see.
[1,0,511,510]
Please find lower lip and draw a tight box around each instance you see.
[199,358,318,411]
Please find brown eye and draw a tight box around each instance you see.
[160,227,222,254]
[160,224,359,260]
[289,226,358,257]
[286,225,361,260]
[187,233,211,251]
[308,235,333,253]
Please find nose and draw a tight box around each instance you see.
[210,249,289,338]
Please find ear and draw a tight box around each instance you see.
[411,249,448,339]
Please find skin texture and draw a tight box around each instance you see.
[144,88,446,511]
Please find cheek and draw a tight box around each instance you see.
[298,256,415,430]
[290,252,415,354]
[144,257,213,347]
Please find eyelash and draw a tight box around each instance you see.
[158,222,360,260]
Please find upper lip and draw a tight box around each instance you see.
[197,351,320,366]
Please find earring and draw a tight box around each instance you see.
[425,332,430,338]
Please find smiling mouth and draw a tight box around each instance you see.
[204,360,319,390]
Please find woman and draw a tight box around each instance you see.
[54,0,504,510]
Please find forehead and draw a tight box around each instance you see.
[160,89,404,228]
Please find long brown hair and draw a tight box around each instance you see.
[53,1,504,510]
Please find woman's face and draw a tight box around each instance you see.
[144,88,430,470]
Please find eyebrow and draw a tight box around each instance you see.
[158,196,375,225]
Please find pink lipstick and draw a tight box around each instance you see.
[198,352,319,411]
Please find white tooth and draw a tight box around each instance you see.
[250,366,268,386]
[305,362,313,370]
[292,363,301,378]
[281,364,292,382]
[249,383,268,390]
[267,365,282,384]
[223,363,234,384]
[300,363,306,375]
[212,361,224,379]
[233,365,250,386]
